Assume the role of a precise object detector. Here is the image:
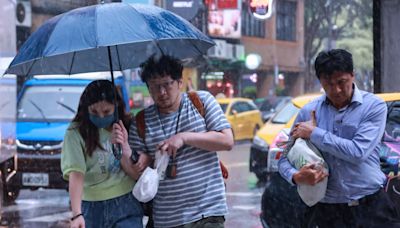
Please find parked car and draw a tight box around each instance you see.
[5,73,130,201]
[250,94,320,181]
[260,93,400,228]
[217,97,263,141]
[254,96,291,122]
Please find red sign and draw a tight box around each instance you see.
[206,0,238,10]
[248,0,274,20]
[218,0,237,9]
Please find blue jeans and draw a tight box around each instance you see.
[82,192,143,228]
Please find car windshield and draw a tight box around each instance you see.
[384,101,400,142]
[17,85,85,121]
[219,103,228,113]
[271,102,299,124]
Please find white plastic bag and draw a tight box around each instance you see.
[154,150,170,181]
[286,138,329,206]
[132,151,169,203]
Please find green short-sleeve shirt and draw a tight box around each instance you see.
[61,123,135,201]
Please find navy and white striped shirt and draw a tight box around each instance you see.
[128,91,231,227]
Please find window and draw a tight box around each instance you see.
[241,2,266,38]
[271,102,299,124]
[276,0,297,41]
[230,102,244,114]
[219,103,228,113]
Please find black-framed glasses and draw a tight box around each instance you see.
[148,80,176,92]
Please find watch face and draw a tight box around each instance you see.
[131,151,139,163]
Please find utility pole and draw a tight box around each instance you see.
[373,0,381,93]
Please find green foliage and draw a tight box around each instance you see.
[243,86,257,99]
[304,0,373,92]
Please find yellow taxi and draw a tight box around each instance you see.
[217,97,263,141]
[249,93,320,181]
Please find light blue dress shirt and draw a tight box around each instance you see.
[278,85,388,204]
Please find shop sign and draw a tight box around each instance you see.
[248,0,274,20]
[208,9,241,39]
[217,0,238,9]
[166,0,199,21]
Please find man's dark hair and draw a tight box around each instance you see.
[314,49,353,79]
[140,55,183,83]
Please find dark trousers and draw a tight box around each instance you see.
[176,216,225,228]
[304,189,400,228]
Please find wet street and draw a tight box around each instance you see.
[0,142,264,228]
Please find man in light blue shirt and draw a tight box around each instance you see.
[278,49,400,227]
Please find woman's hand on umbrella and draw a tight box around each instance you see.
[111,120,129,154]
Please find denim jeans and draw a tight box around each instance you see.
[82,192,143,228]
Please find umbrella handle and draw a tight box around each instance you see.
[112,143,122,160]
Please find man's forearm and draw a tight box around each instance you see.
[181,128,234,152]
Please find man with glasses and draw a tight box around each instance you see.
[128,55,234,228]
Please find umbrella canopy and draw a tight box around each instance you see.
[6,3,214,76]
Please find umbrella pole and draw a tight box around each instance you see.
[108,46,122,160]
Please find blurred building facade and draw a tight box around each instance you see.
[12,0,305,98]
[0,0,17,57]
[193,0,305,98]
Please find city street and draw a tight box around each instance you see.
[0,142,264,228]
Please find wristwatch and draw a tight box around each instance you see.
[131,151,139,163]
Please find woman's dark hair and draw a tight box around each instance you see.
[314,49,353,79]
[140,55,183,83]
[70,80,131,157]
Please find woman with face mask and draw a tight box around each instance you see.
[61,80,150,228]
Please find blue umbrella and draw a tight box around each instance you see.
[6,3,214,76]
[6,2,214,160]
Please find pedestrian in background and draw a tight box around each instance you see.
[278,49,400,227]
[125,55,234,228]
[61,80,150,228]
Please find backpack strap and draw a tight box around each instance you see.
[135,109,146,140]
[187,91,228,179]
[187,91,205,117]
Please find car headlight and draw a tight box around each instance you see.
[253,135,268,148]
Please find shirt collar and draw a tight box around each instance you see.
[322,83,363,106]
